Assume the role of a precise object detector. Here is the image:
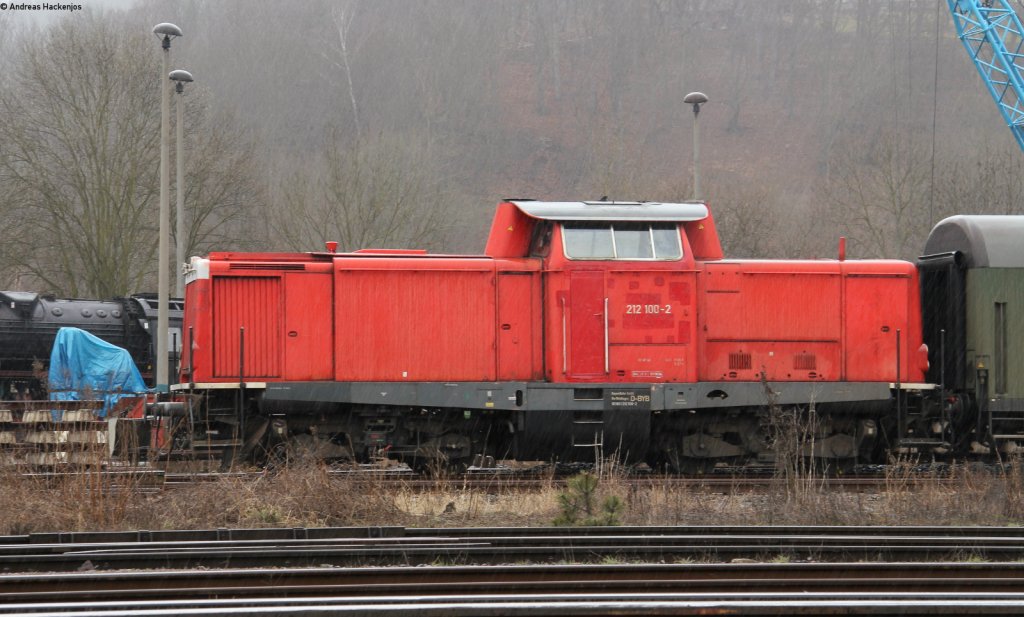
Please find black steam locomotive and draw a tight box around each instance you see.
[0,291,183,399]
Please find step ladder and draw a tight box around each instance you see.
[989,405,1024,441]
[571,410,604,460]
[896,389,949,450]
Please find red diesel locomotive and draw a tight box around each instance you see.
[176,200,931,470]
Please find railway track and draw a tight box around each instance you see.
[3,564,1024,614]
[0,524,1021,571]
[13,465,967,494]
[2,526,1024,614]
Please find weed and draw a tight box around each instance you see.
[552,472,624,526]
[3,452,1024,534]
[245,504,288,525]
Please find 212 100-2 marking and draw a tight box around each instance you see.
[625,304,672,315]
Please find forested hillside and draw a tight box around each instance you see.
[0,0,1021,296]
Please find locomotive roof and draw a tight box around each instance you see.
[922,215,1024,268]
[509,200,709,221]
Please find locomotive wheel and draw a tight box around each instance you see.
[679,458,713,475]
[821,457,857,476]
[666,449,713,475]
[263,440,291,471]
[219,417,270,471]
[798,456,856,477]
[412,451,471,476]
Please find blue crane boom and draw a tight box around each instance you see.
[948,0,1024,152]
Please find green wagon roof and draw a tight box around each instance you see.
[922,215,1024,268]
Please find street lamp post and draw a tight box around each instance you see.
[683,91,708,201]
[170,69,194,299]
[153,22,182,393]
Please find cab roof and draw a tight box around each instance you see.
[509,200,709,222]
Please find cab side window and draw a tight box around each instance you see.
[562,223,614,259]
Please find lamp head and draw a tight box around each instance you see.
[152,23,182,50]
[683,91,708,105]
[684,91,708,114]
[170,69,193,94]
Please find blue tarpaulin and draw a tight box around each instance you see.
[48,327,147,416]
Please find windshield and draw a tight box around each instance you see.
[561,222,682,260]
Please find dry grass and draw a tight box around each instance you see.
[1,460,1024,534]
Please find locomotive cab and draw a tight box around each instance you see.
[488,200,710,384]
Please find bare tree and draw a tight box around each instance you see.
[271,129,453,252]
[934,145,1024,218]
[709,181,782,258]
[326,0,362,138]
[818,134,931,259]
[176,100,267,257]
[0,16,264,297]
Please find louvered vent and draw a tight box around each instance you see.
[212,277,282,378]
[728,352,752,370]
[794,353,817,370]
[230,263,306,271]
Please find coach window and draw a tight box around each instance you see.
[562,222,682,260]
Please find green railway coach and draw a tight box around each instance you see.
[920,215,1024,454]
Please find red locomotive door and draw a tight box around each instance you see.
[496,272,537,380]
[284,272,332,380]
[569,271,607,377]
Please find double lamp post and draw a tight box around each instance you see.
[152,22,193,392]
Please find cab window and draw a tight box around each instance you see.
[562,223,614,259]
[562,222,682,260]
